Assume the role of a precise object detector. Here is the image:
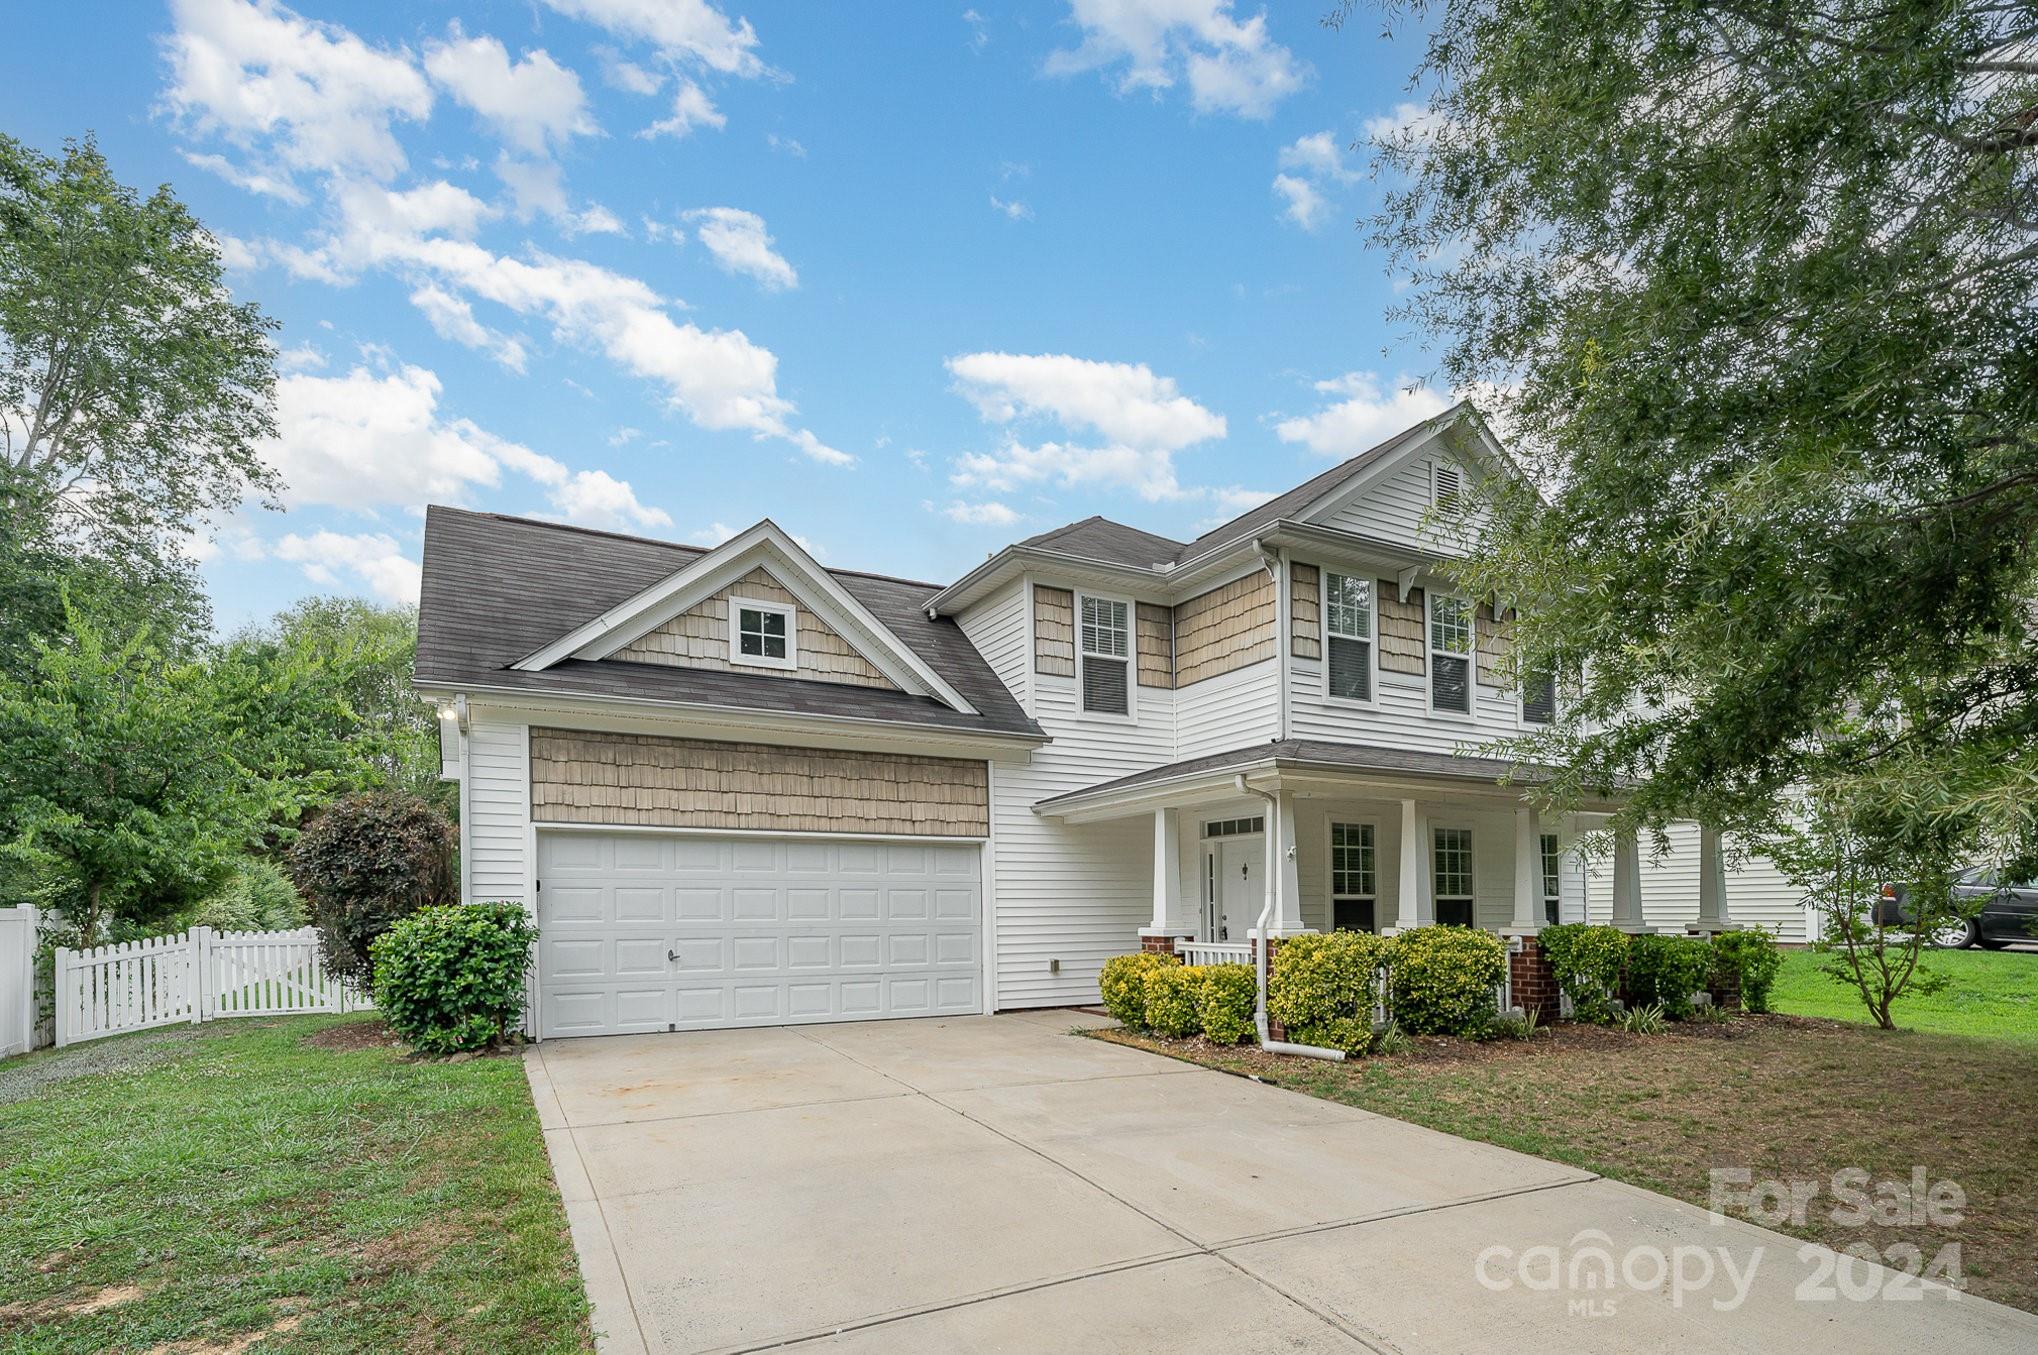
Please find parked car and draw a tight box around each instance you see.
[1873,868,2038,949]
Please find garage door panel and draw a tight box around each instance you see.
[538,831,981,1038]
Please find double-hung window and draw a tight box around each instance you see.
[730,597,795,670]
[1433,827,1474,927]
[1428,594,1473,714]
[1331,822,1377,932]
[1079,594,1131,716]
[1540,833,1562,926]
[1522,669,1557,725]
[1323,572,1374,703]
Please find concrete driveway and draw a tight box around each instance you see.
[527,1012,2037,1354]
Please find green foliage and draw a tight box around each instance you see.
[1537,924,1630,1024]
[1098,952,1175,1029]
[1709,927,1783,1014]
[1268,930,1389,1052]
[1360,1,2038,889]
[1621,1002,1669,1036]
[371,903,539,1055]
[1489,1006,1543,1042]
[1142,962,1204,1038]
[289,791,455,993]
[1371,1021,1410,1057]
[1194,963,1258,1045]
[190,858,306,933]
[1623,935,1714,1019]
[1387,927,1506,1036]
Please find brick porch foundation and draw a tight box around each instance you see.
[1139,933,1183,956]
[1508,934,1560,1018]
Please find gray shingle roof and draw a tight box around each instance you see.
[1017,516,1186,568]
[415,507,1042,739]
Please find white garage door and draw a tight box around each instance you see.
[535,831,982,1038]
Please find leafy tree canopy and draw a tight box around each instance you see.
[1363,1,2038,873]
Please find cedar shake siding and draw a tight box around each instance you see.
[1173,570,1276,687]
[612,567,897,690]
[1136,603,1174,688]
[1033,586,1075,676]
[1476,601,1511,688]
[1289,562,1321,660]
[1378,582,1425,674]
[529,730,989,838]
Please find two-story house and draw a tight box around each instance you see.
[414,404,1799,1038]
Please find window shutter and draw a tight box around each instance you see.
[1432,653,1470,712]
[1327,635,1372,702]
[1083,656,1129,715]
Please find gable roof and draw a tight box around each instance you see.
[1016,516,1186,570]
[414,508,1042,740]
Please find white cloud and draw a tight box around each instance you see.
[161,0,432,181]
[1365,100,1441,147]
[964,9,990,52]
[276,341,327,372]
[1272,173,1324,230]
[766,132,806,157]
[947,352,1226,453]
[989,194,1032,221]
[944,500,1018,526]
[1046,0,1307,118]
[424,28,596,155]
[684,207,796,290]
[273,530,422,602]
[410,283,528,372]
[641,80,726,138]
[550,469,673,530]
[540,0,764,76]
[597,49,664,95]
[1278,130,1356,183]
[564,203,626,236]
[1273,371,1453,457]
[179,149,307,204]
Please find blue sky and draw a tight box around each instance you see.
[7,1,1453,630]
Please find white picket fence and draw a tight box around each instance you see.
[53,926,366,1048]
[0,907,42,1057]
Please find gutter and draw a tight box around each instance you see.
[1233,774,1345,1063]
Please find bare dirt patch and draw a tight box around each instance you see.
[147,1311,303,1355]
[0,1282,147,1327]
[304,1019,400,1052]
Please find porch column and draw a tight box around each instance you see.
[1511,806,1544,930]
[1694,823,1731,930]
[1610,827,1647,931]
[1392,798,1433,930]
[1266,790,1307,935]
[1140,808,1196,944]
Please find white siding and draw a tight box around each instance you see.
[1290,664,1522,755]
[1315,452,1490,554]
[1579,823,1808,940]
[466,717,531,908]
[1176,661,1279,760]
[956,579,1029,716]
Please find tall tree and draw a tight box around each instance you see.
[1361,2,2038,875]
[0,133,278,580]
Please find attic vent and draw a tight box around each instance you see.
[1432,462,1464,511]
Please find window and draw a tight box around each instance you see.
[1428,594,1473,714]
[1079,594,1131,716]
[1323,571,1374,703]
[1201,816,1264,839]
[1432,461,1464,511]
[1433,827,1474,927]
[730,597,795,669]
[1541,833,1562,926]
[1331,822,1377,932]
[1522,669,1557,725]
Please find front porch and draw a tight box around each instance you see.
[1035,739,1739,1010]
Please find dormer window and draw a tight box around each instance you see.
[730,597,796,670]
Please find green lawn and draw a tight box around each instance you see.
[1770,947,2038,1043]
[0,1015,591,1354]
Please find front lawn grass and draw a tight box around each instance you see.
[1092,1015,2038,1314]
[0,1014,591,1353]
[1770,947,2038,1043]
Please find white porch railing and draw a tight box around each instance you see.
[1178,941,1252,966]
[53,926,366,1048]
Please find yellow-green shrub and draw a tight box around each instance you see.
[1387,926,1506,1035]
[1268,930,1389,1053]
[1098,951,1176,1028]
[1195,963,1258,1044]
[1143,962,1204,1037]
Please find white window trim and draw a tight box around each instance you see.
[728,595,797,671]
[1432,824,1476,923]
[1075,590,1137,724]
[1327,817,1379,932]
[1519,667,1559,729]
[1425,590,1477,720]
[1318,566,1379,709]
[1540,831,1563,924]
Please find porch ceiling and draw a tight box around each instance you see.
[1032,738,1626,822]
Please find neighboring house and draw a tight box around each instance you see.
[414,405,1799,1038]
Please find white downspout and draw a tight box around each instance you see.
[1254,541,1290,742]
[1235,774,1344,1062]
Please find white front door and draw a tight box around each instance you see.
[1212,837,1264,942]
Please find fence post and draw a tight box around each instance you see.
[53,947,72,1048]
[192,926,214,1022]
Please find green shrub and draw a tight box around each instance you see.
[1624,933,1714,1018]
[371,903,538,1054]
[1372,1021,1410,1057]
[289,791,455,994]
[1195,963,1258,1044]
[1143,963,1204,1037]
[1538,923,1629,1023]
[1268,930,1388,1051]
[1709,927,1783,1012]
[190,858,307,933]
[1387,926,1506,1036]
[1621,1001,1669,1034]
[1099,952,1176,1028]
